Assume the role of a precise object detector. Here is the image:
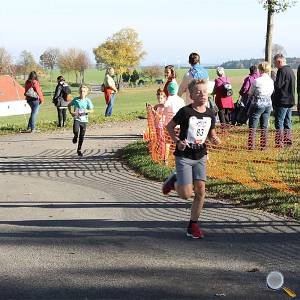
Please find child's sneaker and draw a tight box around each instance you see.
[186,223,204,239]
[162,172,176,195]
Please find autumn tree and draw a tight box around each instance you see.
[17,50,37,79]
[259,0,297,66]
[272,43,287,57]
[0,48,13,75]
[141,65,164,83]
[58,49,90,84]
[75,51,90,84]
[40,48,60,81]
[93,28,146,85]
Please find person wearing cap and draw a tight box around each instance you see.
[163,81,185,125]
[212,67,234,125]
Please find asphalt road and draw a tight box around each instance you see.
[0,119,299,300]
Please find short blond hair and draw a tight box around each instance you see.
[79,85,89,93]
[188,79,208,94]
[258,61,271,74]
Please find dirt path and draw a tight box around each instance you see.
[0,119,299,300]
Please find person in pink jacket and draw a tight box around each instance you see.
[24,71,44,132]
[212,67,234,125]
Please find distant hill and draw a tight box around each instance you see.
[221,57,300,69]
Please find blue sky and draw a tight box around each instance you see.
[0,0,299,66]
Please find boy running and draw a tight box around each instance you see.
[68,85,94,156]
[163,79,221,239]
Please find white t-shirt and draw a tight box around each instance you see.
[163,94,185,125]
[248,73,274,98]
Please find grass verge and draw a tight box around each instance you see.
[123,141,300,220]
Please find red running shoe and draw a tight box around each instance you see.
[162,173,176,195]
[186,223,204,239]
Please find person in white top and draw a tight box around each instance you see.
[247,61,274,150]
[164,81,185,125]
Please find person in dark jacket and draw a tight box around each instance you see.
[297,64,300,121]
[53,76,71,127]
[24,71,44,132]
[272,54,295,147]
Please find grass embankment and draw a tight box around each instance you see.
[123,141,300,220]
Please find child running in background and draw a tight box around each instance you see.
[68,85,94,157]
[147,88,167,161]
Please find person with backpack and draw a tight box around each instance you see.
[24,71,44,133]
[53,76,72,127]
[212,67,234,125]
[178,52,209,105]
[103,67,118,117]
[233,65,260,125]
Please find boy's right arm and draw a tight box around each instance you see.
[166,120,187,151]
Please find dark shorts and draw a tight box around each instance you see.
[175,155,207,185]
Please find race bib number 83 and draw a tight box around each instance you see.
[186,116,211,144]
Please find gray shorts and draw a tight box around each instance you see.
[175,156,207,185]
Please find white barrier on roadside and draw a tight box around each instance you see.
[0,100,31,117]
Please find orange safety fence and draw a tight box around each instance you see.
[144,106,300,194]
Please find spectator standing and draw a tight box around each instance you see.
[232,65,260,125]
[247,62,274,150]
[297,64,300,121]
[163,65,177,98]
[239,65,260,100]
[52,76,72,127]
[162,79,221,239]
[103,67,118,117]
[178,52,209,105]
[24,71,44,133]
[272,54,295,147]
[212,67,234,125]
[68,85,94,157]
